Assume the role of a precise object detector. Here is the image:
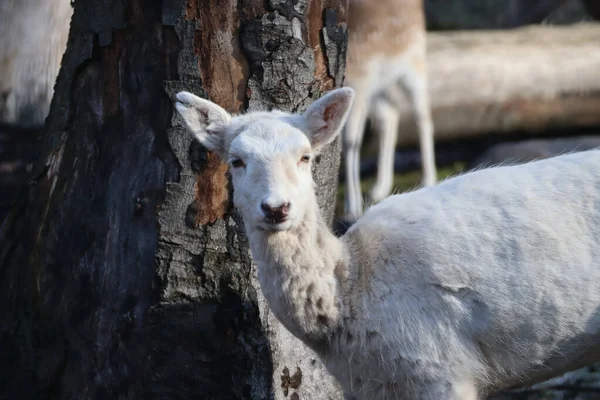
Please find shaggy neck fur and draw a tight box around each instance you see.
[244,189,348,350]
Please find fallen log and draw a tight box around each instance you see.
[391,23,600,147]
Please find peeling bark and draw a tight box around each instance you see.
[0,0,347,399]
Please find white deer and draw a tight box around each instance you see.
[174,87,600,400]
[342,0,437,222]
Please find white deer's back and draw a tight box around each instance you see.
[338,150,600,394]
[345,0,425,94]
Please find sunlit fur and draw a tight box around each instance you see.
[228,118,315,231]
[175,88,600,400]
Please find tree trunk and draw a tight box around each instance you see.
[388,23,600,148]
[0,0,347,399]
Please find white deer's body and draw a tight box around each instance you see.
[174,88,600,400]
[343,0,437,222]
[334,150,600,398]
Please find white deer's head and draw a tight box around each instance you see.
[174,88,354,232]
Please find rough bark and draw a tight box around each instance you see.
[388,23,600,147]
[0,0,73,126]
[0,0,347,399]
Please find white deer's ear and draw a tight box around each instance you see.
[299,87,355,150]
[174,91,232,156]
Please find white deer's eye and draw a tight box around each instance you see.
[230,158,245,168]
[300,154,311,163]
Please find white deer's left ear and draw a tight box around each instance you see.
[298,87,355,150]
[174,91,232,158]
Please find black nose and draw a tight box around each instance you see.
[261,202,290,223]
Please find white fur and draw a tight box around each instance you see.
[174,88,600,400]
[342,0,437,222]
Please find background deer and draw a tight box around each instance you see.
[0,0,73,127]
[342,0,437,222]
[175,87,600,400]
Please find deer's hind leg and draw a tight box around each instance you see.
[398,48,437,188]
[369,93,401,204]
[342,82,370,222]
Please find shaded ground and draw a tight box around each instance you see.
[335,162,466,218]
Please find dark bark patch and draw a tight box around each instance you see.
[188,149,229,227]
[100,30,124,116]
[306,0,328,89]
[183,0,251,113]
[185,0,199,20]
[238,1,266,21]
[195,0,250,113]
[239,19,267,83]
[161,27,181,81]
[185,141,229,227]
[322,8,347,87]
[308,4,348,93]
[271,0,304,21]
[134,194,147,216]
[188,139,209,173]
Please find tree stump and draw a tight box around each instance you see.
[0,0,348,398]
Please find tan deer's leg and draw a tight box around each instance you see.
[399,52,437,187]
[369,95,401,204]
[342,85,369,222]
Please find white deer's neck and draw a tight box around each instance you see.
[245,194,348,349]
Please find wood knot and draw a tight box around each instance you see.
[134,194,147,216]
